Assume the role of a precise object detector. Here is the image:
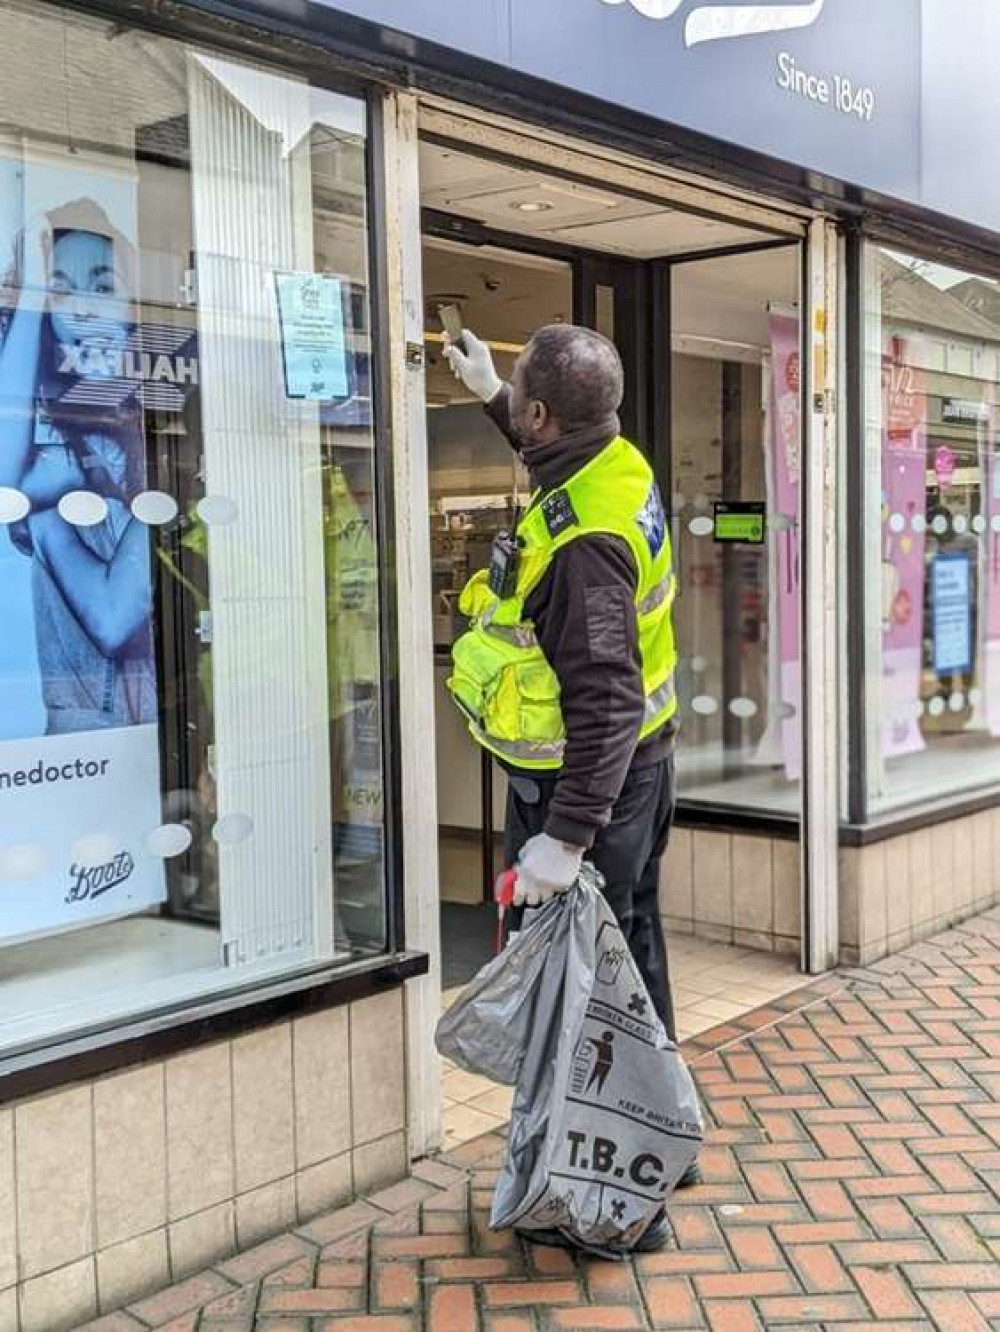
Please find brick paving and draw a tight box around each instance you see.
[79,910,1000,1332]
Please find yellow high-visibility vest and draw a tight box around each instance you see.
[449,436,677,770]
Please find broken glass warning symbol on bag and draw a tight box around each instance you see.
[595,921,628,986]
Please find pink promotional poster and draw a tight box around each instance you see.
[880,336,928,760]
[768,313,801,782]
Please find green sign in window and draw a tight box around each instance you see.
[713,502,766,545]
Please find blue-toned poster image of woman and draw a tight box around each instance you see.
[0,197,155,736]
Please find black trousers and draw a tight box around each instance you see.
[504,755,677,1042]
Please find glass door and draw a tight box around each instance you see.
[664,241,822,969]
[668,245,804,819]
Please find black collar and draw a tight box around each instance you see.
[521,415,620,492]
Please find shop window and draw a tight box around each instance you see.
[0,2,391,1054]
[861,244,1000,811]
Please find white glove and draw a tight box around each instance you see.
[514,832,585,908]
[442,329,503,403]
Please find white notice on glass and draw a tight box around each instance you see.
[274,271,349,400]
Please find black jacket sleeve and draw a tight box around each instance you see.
[525,534,645,849]
[484,384,518,452]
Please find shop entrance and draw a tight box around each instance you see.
[418,123,825,1142]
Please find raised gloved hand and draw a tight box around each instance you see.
[442,329,503,403]
[513,832,585,908]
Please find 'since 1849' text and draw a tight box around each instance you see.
[777,51,875,123]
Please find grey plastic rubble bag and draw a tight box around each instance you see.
[435,865,704,1258]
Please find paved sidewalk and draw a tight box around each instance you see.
[83,910,1000,1332]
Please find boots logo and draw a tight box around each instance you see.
[600,0,826,46]
[67,851,135,904]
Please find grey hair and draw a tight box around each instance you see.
[520,324,624,431]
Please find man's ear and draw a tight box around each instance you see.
[531,399,550,434]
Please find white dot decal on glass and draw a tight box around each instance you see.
[146,823,193,859]
[691,656,708,675]
[58,490,108,527]
[729,698,758,719]
[0,844,46,881]
[132,491,179,526]
[970,687,983,707]
[973,515,987,534]
[912,514,926,534]
[888,513,905,533]
[213,813,254,846]
[0,487,30,523]
[949,692,966,713]
[197,495,238,528]
[908,699,925,721]
[70,834,117,867]
[953,514,969,535]
[928,696,945,717]
[691,695,718,717]
[689,516,714,538]
[931,514,949,536]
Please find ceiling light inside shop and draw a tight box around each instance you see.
[513,201,554,214]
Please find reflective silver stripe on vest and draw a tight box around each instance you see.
[644,677,676,723]
[486,622,539,649]
[472,678,675,765]
[637,572,675,618]
[480,602,540,649]
[472,723,565,764]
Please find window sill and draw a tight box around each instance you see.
[841,784,1000,846]
[675,801,799,839]
[0,949,429,1104]
[677,786,1000,847]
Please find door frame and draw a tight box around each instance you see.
[800,219,840,974]
[419,161,840,975]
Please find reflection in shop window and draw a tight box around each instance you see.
[0,2,390,1053]
[865,245,1000,811]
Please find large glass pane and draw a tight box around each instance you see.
[863,245,1000,811]
[0,1,389,1053]
[670,247,802,815]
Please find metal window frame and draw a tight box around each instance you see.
[367,90,408,957]
[844,226,869,827]
[800,219,841,974]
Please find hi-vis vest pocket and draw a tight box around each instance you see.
[451,636,564,747]
[508,657,563,743]
[448,631,497,723]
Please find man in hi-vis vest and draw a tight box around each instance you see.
[444,324,684,1058]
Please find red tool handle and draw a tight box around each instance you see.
[494,868,518,909]
[494,868,518,953]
